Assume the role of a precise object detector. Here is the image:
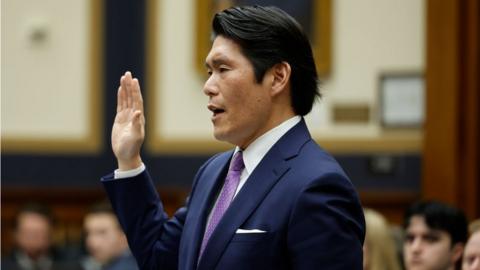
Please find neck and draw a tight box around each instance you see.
[237,97,296,149]
[238,111,297,150]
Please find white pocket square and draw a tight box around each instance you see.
[235,229,267,234]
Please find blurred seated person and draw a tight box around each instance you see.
[469,220,480,234]
[1,202,81,270]
[463,219,480,270]
[403,200,468,270]
[81,201,138,270]
[363,208,401,270]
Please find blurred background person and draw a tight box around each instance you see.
[463,219,480,270]
[469,220,480,236]
[1,202,80,270]
[403,201,468,270]
[81,201,138,270]
[363,208,402,270]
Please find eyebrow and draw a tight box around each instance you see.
[405,230,442,237]
[205,56,230,69]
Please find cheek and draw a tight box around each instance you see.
[424,243,451,258]
[18,230,48,245]
[238,91,269,114]
[224,92,251,120]
[404,244,416,257]
[88,233,111,248]
[86,235,100,249]
[104,232,121,247]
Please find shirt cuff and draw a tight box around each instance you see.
[114,163,146,179]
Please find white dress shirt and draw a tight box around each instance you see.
[230,115,301,197]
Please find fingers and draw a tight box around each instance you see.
[118,71,143,113]
[124,72,133,108]
[131,78,144,113]
[118,75,128,111]
[117,86,124,113]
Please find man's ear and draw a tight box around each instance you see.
[269,61,291,97]
[451,242,464,264]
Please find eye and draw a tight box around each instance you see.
[404,234,415,243]
[465,255,476,265]
[219,66,230,73]
[423,235,439,243]
[207,70,212,76]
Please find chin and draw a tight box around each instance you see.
[213,130,239,146]
[213,129,228,142]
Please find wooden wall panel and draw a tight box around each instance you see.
[423,0,479,219]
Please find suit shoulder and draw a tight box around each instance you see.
[291,140,350,183]
[198,151,231,172]
[191,150,231,188]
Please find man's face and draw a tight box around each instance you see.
[404,215,458,270]
[15,212,52,259]
[204,36,275,149]
[463,231,480,270]
[84,213,128,264]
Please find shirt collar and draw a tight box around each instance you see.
[233,116,301,175]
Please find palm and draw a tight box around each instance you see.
[111,72,145,169]
[112,108,143,159]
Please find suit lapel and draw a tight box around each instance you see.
[197,120,311,270]
[181,152,231,270]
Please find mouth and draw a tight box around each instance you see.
[208,104,226,117]
[409,258,423,265]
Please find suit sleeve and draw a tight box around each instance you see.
[287,172,365,269]
[102,170,185,270]
[101,154,218,270]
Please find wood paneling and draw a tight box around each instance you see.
[423,0,479,219]
[360,191,420,225]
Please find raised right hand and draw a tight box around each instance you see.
[111,71,145,170]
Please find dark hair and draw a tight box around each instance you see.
[14,202,55,229]
[404,200,468,246]
[212,6,320,116]
[87,200,114,215]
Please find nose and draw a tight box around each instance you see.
[86,235,100,250]
[203,74,218,97]
[410,238,423,253]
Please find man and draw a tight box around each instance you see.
[403,201,468,270]
[82,202,138,270]
[102,6,365,269]
[463,220,480,270]
[1,203,80,270]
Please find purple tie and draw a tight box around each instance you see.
[199,151,244,259]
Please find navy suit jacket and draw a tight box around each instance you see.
[102,120,365,269]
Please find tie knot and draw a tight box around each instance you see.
[230,151,244,172]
